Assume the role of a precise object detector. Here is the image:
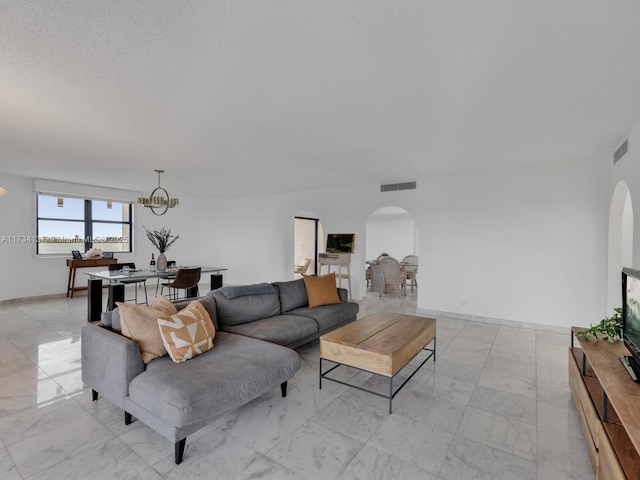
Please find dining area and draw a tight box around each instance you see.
[366,254,418,298]
[83,265,227,322]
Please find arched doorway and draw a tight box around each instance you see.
[608,181,633,311]
[365,206,418,294]
[365,206,418,260]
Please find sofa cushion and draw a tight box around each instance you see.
[158,301,216,363]
[303,273,342,307]
[128,332,301,427]
[272,279,308,313]
[117,296,178,363]
[218,283,274,299]
[174,294,219,331]
[288,302,359,332]
[210,287,280,327]
[222,314,318,346]
[198,294,219,331]
[100,308,118,331]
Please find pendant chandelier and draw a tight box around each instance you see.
[137,169,179,216]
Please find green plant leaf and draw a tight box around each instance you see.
[575,309,622,342]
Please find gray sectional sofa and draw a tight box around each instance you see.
[212,279,358,348]
[81,278,359,464]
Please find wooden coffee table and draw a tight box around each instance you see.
[319,311,436,413]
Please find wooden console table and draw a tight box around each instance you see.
[569,327,640,479]
[318,252,351,299]
[66,258,117,298]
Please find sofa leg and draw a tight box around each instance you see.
[175,438,186,464]
[124,411,132,425]
[92,389,98,402]
[281,381,288,398]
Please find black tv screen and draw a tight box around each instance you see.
[623,267,640,360]
[326,233,354,253]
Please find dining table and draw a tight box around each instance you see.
[84,266,227,322]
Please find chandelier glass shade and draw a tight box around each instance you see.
[137,169,179,216]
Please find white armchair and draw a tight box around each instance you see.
[294,258,311,276]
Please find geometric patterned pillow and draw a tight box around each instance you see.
[158,300,215,363]
[183,300,216,339]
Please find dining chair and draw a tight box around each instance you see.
[108,262,148,305]
[155,260,176,295]
[369,263,384,293]
[161,267,201,302]
[402,255,418,293]
[370,253,390,292]
[379,257,407,298]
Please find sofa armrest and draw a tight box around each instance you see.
[81,324,145,409]
[337,288,349,303]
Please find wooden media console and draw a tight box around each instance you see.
[569,327,640,480]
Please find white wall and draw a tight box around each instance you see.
[182,157,608,328]
[0,173,196,301]
[0,156,610,330]
[365,210,416,261]
[415,161,609,328]
[613,121,640,268]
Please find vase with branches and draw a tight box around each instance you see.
[144,227,179,271]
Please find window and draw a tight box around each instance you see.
[36,194,132,255]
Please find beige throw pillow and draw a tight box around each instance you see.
[158,300,216,363]
[117,295,178,363]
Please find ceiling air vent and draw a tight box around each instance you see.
[381,181,417,192]
[614,140,628,163]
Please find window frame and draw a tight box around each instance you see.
[35,194,134,256]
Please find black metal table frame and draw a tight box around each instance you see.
[319,339,436,414]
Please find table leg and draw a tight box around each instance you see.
[107,284,125,311]
[71,267,78,298]
[88,279,103,322]
[433,337,436,362]
[67,267,74,298]
[186,286,198,298]
[210,274,223,290]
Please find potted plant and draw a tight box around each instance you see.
[144,227,179,271]
[575,308,623,343]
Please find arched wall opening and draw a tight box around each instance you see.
[365,206,418,261]
[364,206,418,296]
[608,181,633,311]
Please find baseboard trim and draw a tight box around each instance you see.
[0,292,68,305]
[415,308,569,334]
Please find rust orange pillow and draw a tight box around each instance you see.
[303,273,342,308]
[158,300,216,363]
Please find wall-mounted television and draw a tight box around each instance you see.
[326,233,355,254]
[621,267,640,382]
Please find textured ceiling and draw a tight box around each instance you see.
[1,1,640,196]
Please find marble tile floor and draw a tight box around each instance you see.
[0,290,594,479]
